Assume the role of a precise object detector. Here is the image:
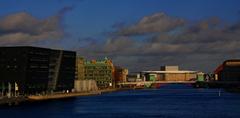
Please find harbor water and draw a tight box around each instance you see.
[1,84,240,118]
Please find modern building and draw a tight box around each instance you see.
[76,57,115,89]
[214,59,240,81]
[0,46,76,94]
[141,66,197,81]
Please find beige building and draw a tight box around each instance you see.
[142,66,197,81]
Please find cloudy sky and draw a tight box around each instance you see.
[1,0,240,72]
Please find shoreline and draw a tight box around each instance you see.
[28,91,101,101]
[27,88,125,101]
[1,86,240,106]
[0,88,127,106]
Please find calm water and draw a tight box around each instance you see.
[1,84,240,118]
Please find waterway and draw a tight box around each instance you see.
[1,84,240,118]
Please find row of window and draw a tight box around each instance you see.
[29,58,48,62]
[96,81,112,84]
[28,51,49,56]
[85,78,112,81]
[85,66,110,69]
[29,65,48,69]
[85,70,112,73]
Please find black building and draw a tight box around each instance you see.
[0,46,76,94]
[214,59,240,81]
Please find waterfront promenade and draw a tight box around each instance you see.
[0,88,119,105]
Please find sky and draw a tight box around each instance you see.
[0,0,240,73]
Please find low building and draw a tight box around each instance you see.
[0,46,76,94]
[214,59,240,81]
[126,73,144,82]
[141,66,197,81]
[196,72,205,82]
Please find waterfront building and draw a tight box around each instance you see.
[214,59,240,81]
[76,57,115,89]
[126,73,143,82]
[196,72,205,82]
[141,66,197,81]
[114,66,128,83]
[0,46,76,94]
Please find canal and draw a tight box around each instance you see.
[0,84,240,118]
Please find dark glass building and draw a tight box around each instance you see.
[0,46,76,94]
[214,59,240,81]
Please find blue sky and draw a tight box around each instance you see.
[0,0,240,72]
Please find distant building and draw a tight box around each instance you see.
[0,46,76,94]
[141,66,197,81]
[76,57,115,89]
[214,59,240,81]
[126,73,143,82]
[196,72,205,82]
[114,66,128,83]
[160,66,179,71]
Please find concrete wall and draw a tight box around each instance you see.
[165,73,185,81]
[74,80,98,92]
